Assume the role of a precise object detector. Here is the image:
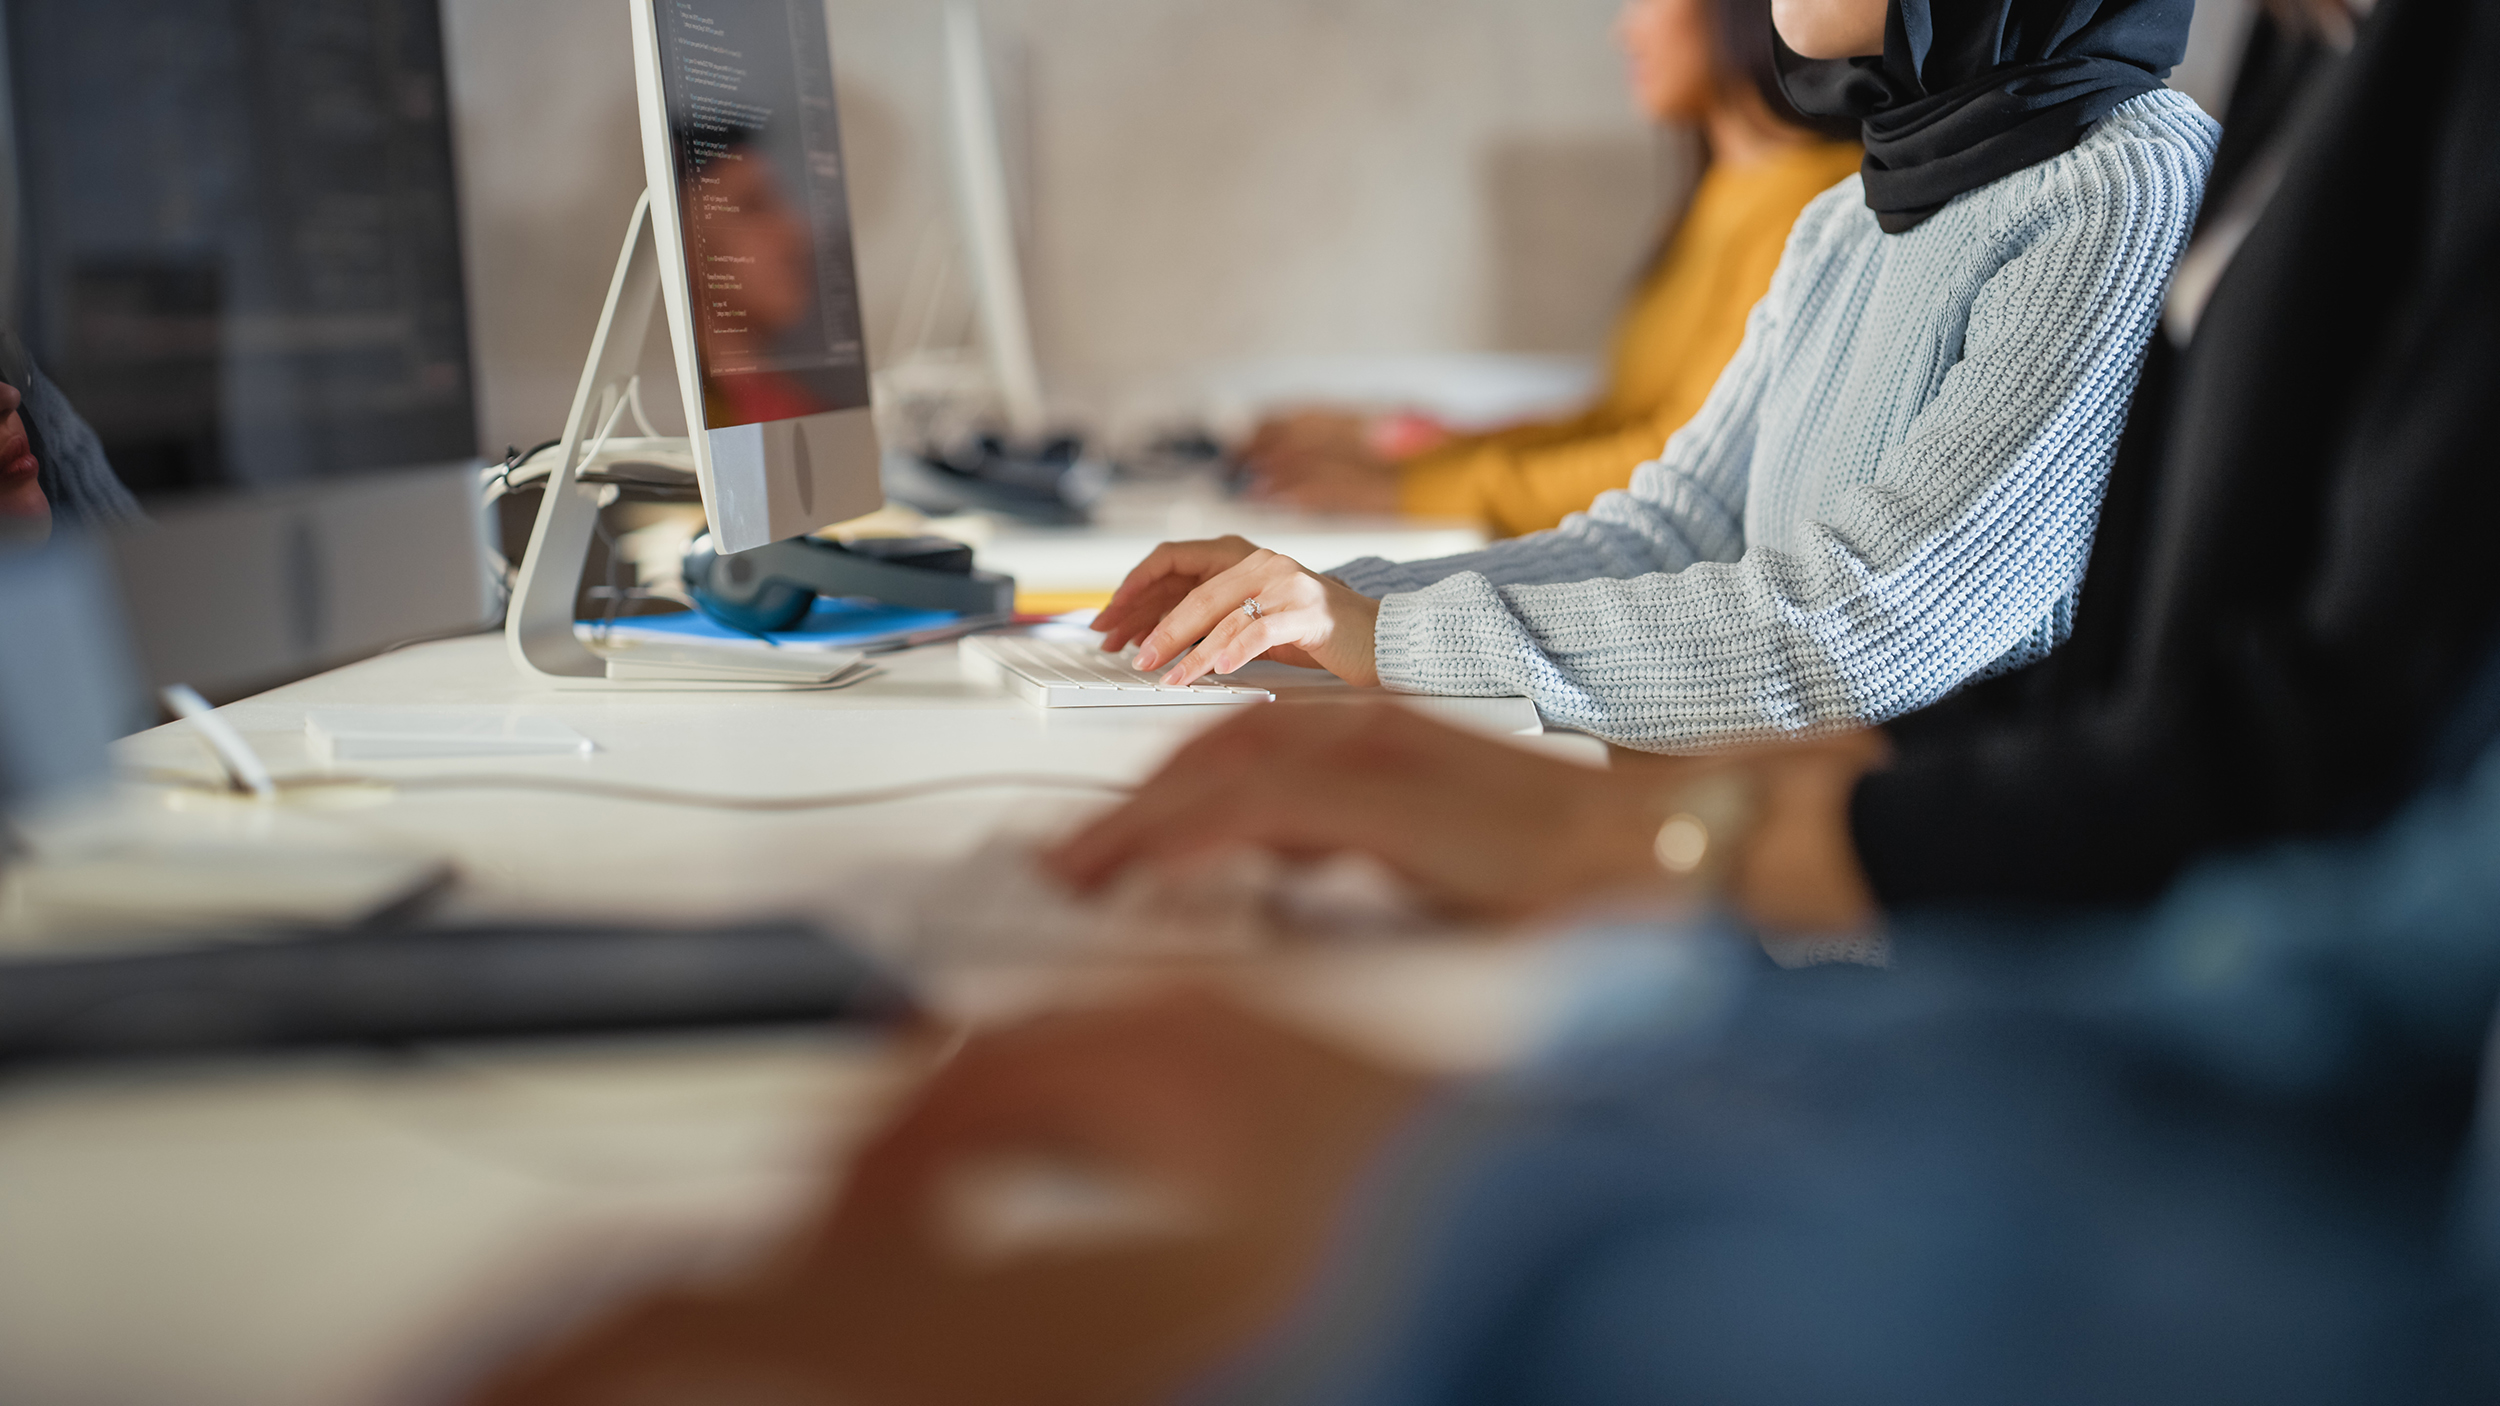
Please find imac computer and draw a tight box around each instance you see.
[943,0,1047,444]
[873,1,1116,526]
[1,0,497,699]
[506,0,1008,688]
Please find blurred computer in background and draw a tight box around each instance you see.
[0,539,144,823]
[0,0,494,697]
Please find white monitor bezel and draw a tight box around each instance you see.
[627,0,884,555]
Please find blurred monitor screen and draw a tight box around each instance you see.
[650,0,872,431]
[4,0,478,498]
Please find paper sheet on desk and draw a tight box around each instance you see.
[579,600,964,654]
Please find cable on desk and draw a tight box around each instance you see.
[372,622,504,657]
[126,769,1135,812]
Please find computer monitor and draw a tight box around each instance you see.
[0,539,143,820]
[503,0,888,687]
[943,0,1048,444]
[640,0,883,548]
[0,0,496,698]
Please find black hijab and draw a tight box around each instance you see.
[1778,0,2195,233]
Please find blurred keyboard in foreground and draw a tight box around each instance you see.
[0,921,916,1064]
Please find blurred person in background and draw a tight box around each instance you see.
[1096,0,2217,754]
[0,379,48,543]
[0,327,143,544]
[1241,0,1861,535]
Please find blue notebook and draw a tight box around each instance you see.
[579,600,966,653]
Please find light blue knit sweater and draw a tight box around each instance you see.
[1332,90,2218,752]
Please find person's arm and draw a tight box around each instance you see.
[1395,397,1731,540]
[1042,699,1886,936]
[1396,204,1784,541]
[1089,279,1791,680]
[1367,132,2209,748]
[1322,248,1800,602]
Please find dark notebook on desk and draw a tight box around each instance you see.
[0,921,916,1064]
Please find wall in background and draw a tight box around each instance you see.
[441,0,2254,455]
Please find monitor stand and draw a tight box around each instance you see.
[503,194,860,689]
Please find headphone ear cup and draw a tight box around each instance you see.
[681,532,814,635]
[691,577,813,635]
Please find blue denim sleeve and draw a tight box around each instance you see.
[1191,745,2500,1406]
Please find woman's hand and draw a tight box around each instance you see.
[1239,409,1371,473]
[1046,702,1675,922]
[1251,456,1401,514]
[1091,538,1383,688]
[1237,410,1418,516]
[1045,702,1893,934]
[1090,536,1261,654]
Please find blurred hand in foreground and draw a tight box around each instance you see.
[1046,702,1675,922]
[1047,702,1890,933]
[469,990,1431,1406]
[1089,536,1383,687]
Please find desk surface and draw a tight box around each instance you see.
[0,635,1254,1405]
[0,631,1588,1406]
[115,633,1252,925]
[975,477,1487,594]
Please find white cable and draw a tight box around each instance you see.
[127,768,1130,813]
[160,685,278,800]
[577,381,636,476]
[625,374,661,439]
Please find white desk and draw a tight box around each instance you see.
[0,633,1595,1406]
[977,477,1487,596]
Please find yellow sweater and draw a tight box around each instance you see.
[1400,140,1862,537]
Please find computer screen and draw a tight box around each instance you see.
[649,0,871,433]
[2,0,478,498]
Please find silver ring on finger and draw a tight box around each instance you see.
[1242,598,1265,621]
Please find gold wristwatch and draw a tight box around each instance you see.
[1651,770,1761,894]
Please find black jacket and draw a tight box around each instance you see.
[1850,0,2500,910]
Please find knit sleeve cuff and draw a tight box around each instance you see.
[1327,556,1422,599]
[1370,575,1514,697]
[1370,590,1426,689]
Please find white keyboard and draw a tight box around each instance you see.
[962,635,1273,708]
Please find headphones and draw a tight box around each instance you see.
[682,532,1014,635]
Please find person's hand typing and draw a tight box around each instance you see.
[1089,535,1263,654]
[1237,409,1372,490]
[1237,409,1434,515]
[1091,538,1384,687]
[1250,454,1401,514]
[1046,703,1893,935]
[1047,703,1675,920]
